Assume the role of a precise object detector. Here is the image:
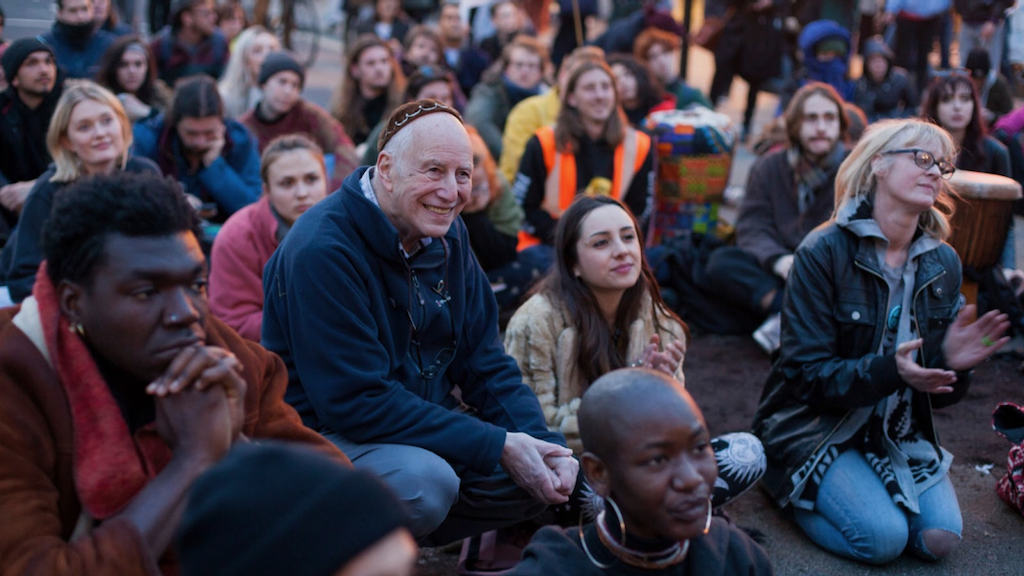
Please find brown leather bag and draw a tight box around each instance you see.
[690,8,736,51]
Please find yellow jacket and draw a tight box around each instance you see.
[498,88,561,183]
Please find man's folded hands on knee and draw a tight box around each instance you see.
[501,432,579,504]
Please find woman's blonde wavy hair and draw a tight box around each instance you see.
[47,80,132,184]
[218,26,278,118]
[833,118,957,240]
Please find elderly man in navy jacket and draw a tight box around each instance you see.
[262,100,578,545]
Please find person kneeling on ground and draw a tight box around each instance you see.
[753,119,1011,564]
[179,441,416,576]
[506,368,775,575]
[0,172,346,575]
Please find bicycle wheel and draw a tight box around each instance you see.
[278,0,321,68]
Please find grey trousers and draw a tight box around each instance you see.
[959,20,1005,71]
[321,428,546,546]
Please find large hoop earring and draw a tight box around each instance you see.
[580,511,615,569]
[703,497,713,535]
[604,496,628,547]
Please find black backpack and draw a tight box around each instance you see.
[968,264,1024,338]
[651,232,762,335]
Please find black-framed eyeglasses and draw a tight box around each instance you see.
[882,148,956,180]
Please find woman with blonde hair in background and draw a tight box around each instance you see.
[0,80,159,303]
[218,26,280,118]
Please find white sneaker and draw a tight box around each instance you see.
[753,313,782,355]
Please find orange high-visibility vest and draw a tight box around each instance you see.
[517,125,651,250]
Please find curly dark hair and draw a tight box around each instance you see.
[43,172,203,287]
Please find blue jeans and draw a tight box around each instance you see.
[793,449,962,564]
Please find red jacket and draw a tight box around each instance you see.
[209,196,280,342]
[239,100,359,190]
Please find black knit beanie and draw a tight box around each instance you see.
[258,51,305,87]
[1,37,55,83]
[177,442,412,576]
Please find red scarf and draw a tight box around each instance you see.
[33,264,173,520]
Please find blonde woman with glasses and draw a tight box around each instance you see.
[753,118,1010,565]
[0,80,159,303]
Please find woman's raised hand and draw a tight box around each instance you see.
[632,334,686,377]
[896,339,958,394]
[941,305,1010,371]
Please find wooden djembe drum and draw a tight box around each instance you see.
[946,170,1022,304]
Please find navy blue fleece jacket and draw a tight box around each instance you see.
[261,167,564,475]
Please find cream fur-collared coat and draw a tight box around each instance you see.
[504,291,688,454]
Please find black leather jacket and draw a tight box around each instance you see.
[752,198,969,506]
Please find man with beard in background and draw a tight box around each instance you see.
[133,75,261,222]
[0,39,64,240]
[704,82,850,354]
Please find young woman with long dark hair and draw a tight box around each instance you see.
[506,195,765,506]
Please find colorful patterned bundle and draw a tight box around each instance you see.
[642,108,738,243]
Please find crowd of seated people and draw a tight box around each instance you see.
[1,1,1024,574]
